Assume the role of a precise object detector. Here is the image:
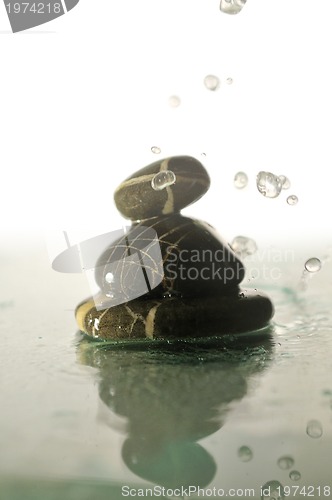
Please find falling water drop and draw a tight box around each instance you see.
[277,456,294,470]
[231,235,257,258]
[151,170,177,191]
[220,0,247,15]
[289,470,301,481]
[306,419,323,438]
[169,95,181,108]
[304,258,322,273]
[234,171,248,189]
[237,445,253,462]
[287,195,298,206]
[256,171,283,198]
[279,175,291,190]
[204,74,220,91]
[151,146,161,154]
[226,77,233,85]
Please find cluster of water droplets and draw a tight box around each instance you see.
[233,170,298,205]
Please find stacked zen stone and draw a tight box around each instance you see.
[76,156,274,341]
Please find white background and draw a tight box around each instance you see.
[0,0,331,251]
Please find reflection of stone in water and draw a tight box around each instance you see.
[78,335,273,489]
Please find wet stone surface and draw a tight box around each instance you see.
[76,156,274,341]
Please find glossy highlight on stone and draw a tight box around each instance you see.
[76,155,274,342]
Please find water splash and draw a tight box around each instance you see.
[204,75,220,91]
[256,171,283,198]
[234,171,248,189]
[231,235,257,258]
[151,146,161,154]
[220,0,247,15]
[151,170,177,191]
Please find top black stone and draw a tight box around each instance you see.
[114,156,210,220]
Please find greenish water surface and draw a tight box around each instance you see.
[1,242,332,500]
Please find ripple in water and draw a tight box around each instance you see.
[237,445,253,462]
[151,170,177,191]
[204,74,220,91]
[256,171,283,198]
[234,171,248,189]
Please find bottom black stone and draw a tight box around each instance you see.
[76,288,274,341]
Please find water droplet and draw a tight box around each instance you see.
[169,95,181,108]
[151,170,177,191]
[105,272,114,284]
[287,195,298,206]
[220,0,247,15]
[226,77,233,85]
[261,480,285,500]
[289,470,301,481]
[306,419,323,438]
[256,171,283,198]
[234,171,248,189]
[279,175,291,189]
[237,445,253,462]
[92,318,100,337]
[304,257,321,273]
[277,455,294,470]
[204,74,220,91]
[231,235,257,258]
[151,146,161,154]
